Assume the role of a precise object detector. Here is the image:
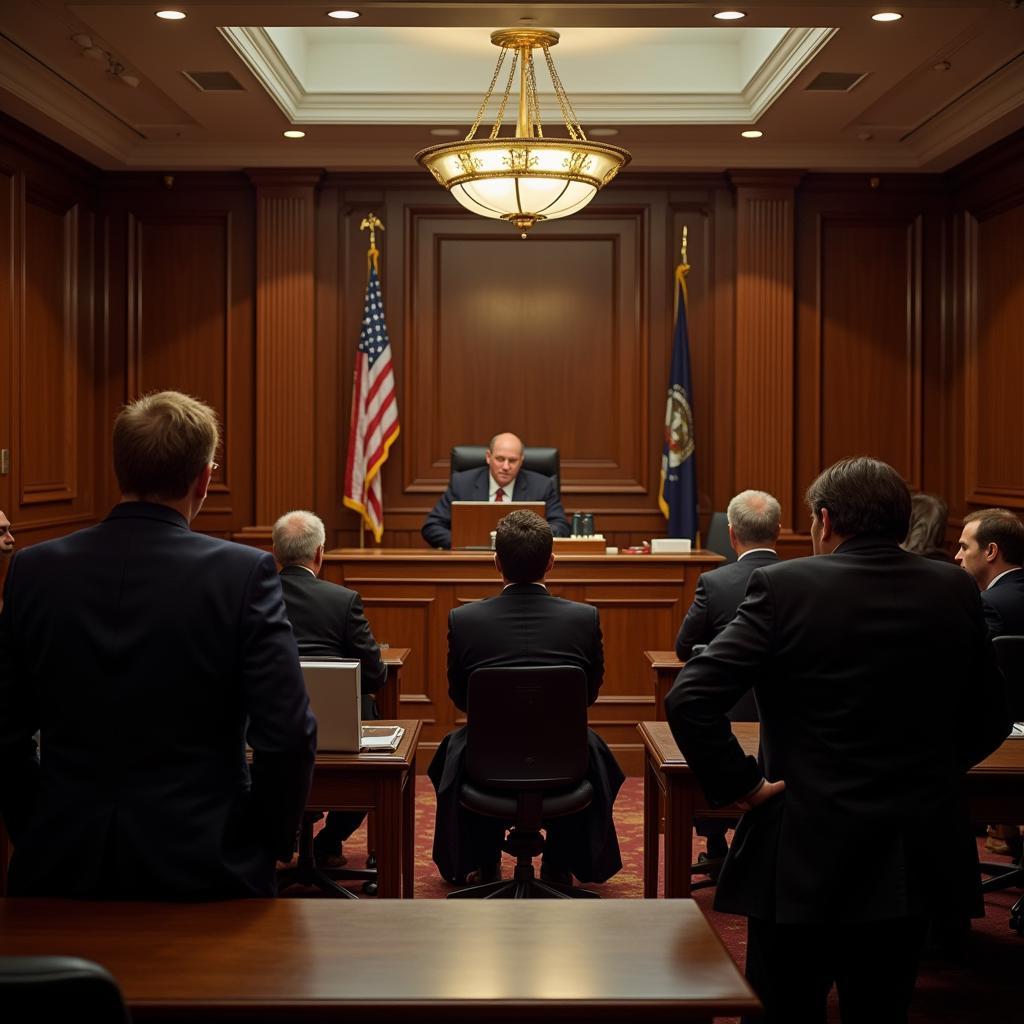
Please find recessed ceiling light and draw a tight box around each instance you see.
[741,130,763,139]
[327,9,361,19]
[871,12,902,22]
[155,10,187,20]
[590,127,619,137]
[429,128,460,137]
[714,11,746,20]
[283,130,306,139]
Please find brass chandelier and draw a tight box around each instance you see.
[415,28,631,235]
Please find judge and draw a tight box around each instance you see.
[421,432,570,549]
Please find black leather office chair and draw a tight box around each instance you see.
[448,666,600,900]
[704,512,737,563]
[979,635,1024,934]
[0,956,131,1022]
[450,445,560,482]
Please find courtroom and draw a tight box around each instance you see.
[1,3,1022,1024]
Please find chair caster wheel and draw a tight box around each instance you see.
[363,881,378,896]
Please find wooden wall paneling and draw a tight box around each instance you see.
[314,184,341,541]
[0,166,14,523]
[248,170,321,527]
[731,173,799,530]
[795,182,946,542]
[103,175,256,538]
[0,116,102,547]
[963,201,1024,507]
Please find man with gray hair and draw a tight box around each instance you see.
[273,509,387,866]
[674,489,781,865]
[676,489,782,662]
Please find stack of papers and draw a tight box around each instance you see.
[360,725,404,751]
[1007,723,1024,739]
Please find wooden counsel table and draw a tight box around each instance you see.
[644,649,685,719]
[638,720,1024,899]
[377,647,410,720]
[310,718,421,899]
[325,548,721,772]
[0,899,760,1022]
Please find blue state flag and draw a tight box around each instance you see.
[658,263,698,540]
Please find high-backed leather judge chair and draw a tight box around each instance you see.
[0,957,131,1022]
[450,445,560,483]
[704,512,737,564]
[448,666,600,900]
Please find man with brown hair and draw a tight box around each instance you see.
[0,390,316,899]
[956,507,1024,638]
[428,509,623,886]
[668,456,1009,1024]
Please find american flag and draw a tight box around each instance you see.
[343,264,400,542]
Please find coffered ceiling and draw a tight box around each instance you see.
[0,1,1021,172]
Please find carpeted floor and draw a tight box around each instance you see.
[307,777,1022,1023]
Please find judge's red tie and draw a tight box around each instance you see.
[495,488,505,502]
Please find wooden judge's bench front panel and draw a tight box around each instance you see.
[323,550,722,774]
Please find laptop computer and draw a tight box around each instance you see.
[450,500,546,549]
[300,660,361,753]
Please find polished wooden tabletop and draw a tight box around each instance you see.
[0,899,759,1021]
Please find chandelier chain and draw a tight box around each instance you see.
[542,46,586,141]
[467,46,509,141]
[526,50,544,139]
[489,48,518,139]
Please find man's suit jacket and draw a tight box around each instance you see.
[981,568,1024,638]
[0,502,317,899]
[666,536,1010,926]
[421,466,570,549]
[675,550,779,724]
[279,564,387,719]
[427,583,624,883]
[676,549,779,659]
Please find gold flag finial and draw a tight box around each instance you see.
[680,225,688,266]
[360,214,385,273]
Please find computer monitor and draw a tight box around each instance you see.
[300,660,361,752]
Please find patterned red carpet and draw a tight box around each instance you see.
[314,777,1022,1023]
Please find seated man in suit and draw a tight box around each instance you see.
[675,488,780,862]
[667,456,1009,1024]
[955,507,1024,638]
[273,509,388,867]
[0,390,316,899]
[955,506,1024,858]
[421,432,570,549]
[427,509,624,886]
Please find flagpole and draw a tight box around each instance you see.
[355,213,386,551]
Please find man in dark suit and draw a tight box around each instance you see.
[955,507,1024,638]
[273,508,387,865]
[675,488,780,862]
[677,489,781,661]
[421,432,570,549]
[667,457,1010,1024]
[0,391,317,899]
[428,509,624,886]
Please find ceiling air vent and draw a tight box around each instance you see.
[182,70,245,92]
[804,71,868,92]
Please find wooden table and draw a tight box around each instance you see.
[324,548,722,773]
[638,720,1024,899]
[0,899,760,1022]
[310,719,421,898]
[644,649,685,720]
[377,647,410,719]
